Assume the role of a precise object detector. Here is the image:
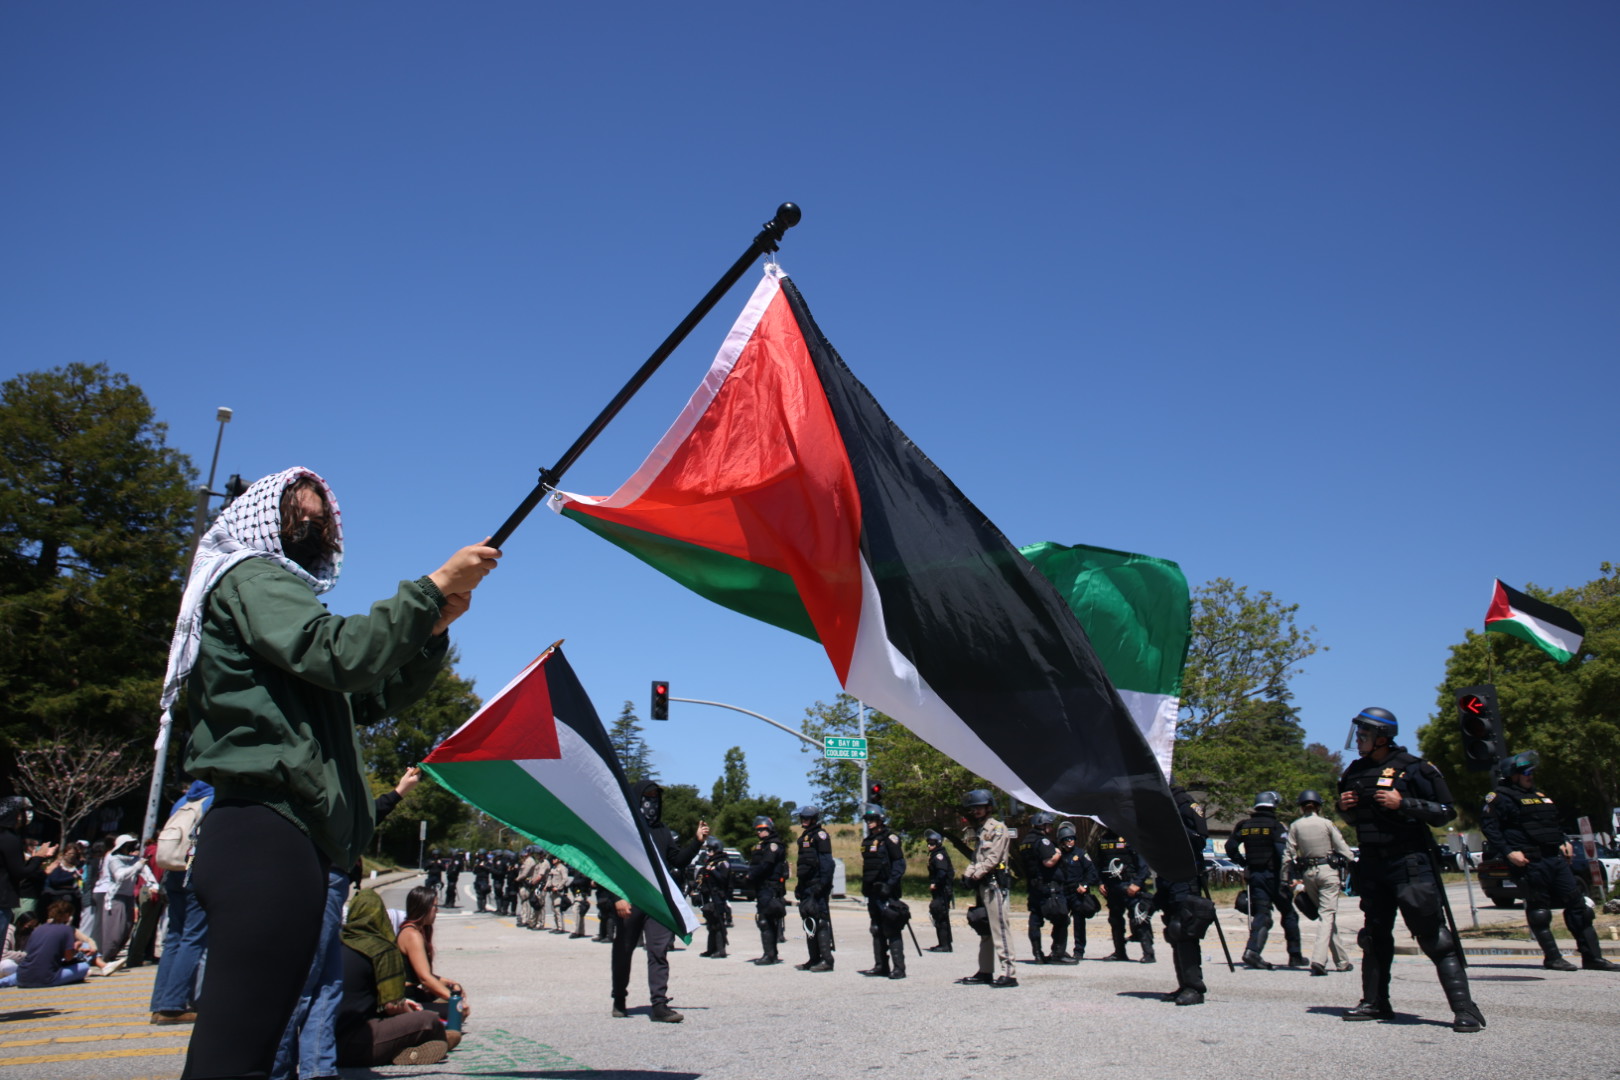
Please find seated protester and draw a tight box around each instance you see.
[0,913,39,983]
[14,900,91,988]
[396,887,471,1023]
[336,890,457,1067]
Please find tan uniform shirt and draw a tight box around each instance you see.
[1284,813,1354,869]
[964,816,1010,881]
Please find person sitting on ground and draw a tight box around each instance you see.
[396,886,471,1023]
[335,890,458,1067]
[0,913,38,983]
[12,900,91,987]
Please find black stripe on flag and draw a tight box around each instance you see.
[1497,581,1586,637]
[779,279,1198,880]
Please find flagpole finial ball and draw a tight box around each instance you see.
[775,203,802,228]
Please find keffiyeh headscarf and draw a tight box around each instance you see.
[156,467,344,733]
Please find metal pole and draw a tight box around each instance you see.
[858,701,869,825]
[668,697,822,751]
[143,407,232,846]
[1452,828,1480,931]
[488,203,801,549]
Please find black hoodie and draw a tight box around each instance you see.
[631,780,700,877]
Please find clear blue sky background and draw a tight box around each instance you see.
[4,4,1616,822]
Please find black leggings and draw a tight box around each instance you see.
[182,801,326,1080]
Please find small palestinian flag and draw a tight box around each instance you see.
[421,643,697,936]
[547,265,1197,880]
[1485,580,1585,663]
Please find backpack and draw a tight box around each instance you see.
[155,797,206,871]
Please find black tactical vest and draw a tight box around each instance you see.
[1497,783,1565,848]
[1231,813,1283,872]
[1340,750,1430,850]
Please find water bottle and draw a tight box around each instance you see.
[446,992,464,1031]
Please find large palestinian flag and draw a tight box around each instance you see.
[1485,579,1585,663]
[1020,541,1190,780]
[547,265,1196,878]
[421,643,697,936]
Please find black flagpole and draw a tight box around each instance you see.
[488,202,802,549]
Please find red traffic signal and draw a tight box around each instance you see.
[650,681,669,721]
[868,781,883,805]
[1456,684,1504,771]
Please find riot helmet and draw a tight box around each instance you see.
[1056,821,1077,843]
[1497,750,1539,781]
[795,805,820,825]
[1253,791,1280,811]
[703,835,723,852]
[862,803,886,825]
[1029,811,1055,832]
[752,815,775,832]
[925,829,943,846]
[1345,706,1399,750]
[1297,790,1323,808]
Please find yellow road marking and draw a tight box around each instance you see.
[0,1045,187,1065]
[2,1030,188,1048]
[0,1021,155,1034]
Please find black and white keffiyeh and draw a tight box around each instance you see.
[157,467,344,734]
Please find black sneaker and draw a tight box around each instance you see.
[955,971,993,985]
[926,944,952,953]
[888,970,906,980]
[650,1005,684,1023]
[1310,963,1328,977]
[611,1000,628,1019]
[1287,955,1309,968]
[990,975,1019,988]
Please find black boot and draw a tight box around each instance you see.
[859,934,891,977]
[1531,915,1577,970]
[1576,922,1620,971]
[1434,953,1485,1033]
[887,934,907,979]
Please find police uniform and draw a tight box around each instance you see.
[1055,834,1099,960]
[1016,826,1065,963]
[859,823,908,978]
[1338,731,1483,1029]
[1226,804,1303,967]
[443,853,462,907]
[472,854,492,912]
[425,856,443,898]
[1096,831,1155,962]
[1284,805,1355,973]
[697,849,732,958]
[569,866,593,937]
[795,824,837,971]
[593,878,618,942]
[961,813,1017,983]
[1154,784,1217,1004]
[546,858,570,931]
[926,838,955,952]
[746,827,789,964]
[1481,773,1618,971]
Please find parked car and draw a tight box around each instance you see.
[726,848,756,901]
[1202,853,1243,887]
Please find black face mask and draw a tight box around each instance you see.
[640,796,661,824]
[283,522,327,573]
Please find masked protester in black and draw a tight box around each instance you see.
[1226,792,1304,969]
[696,837,731,958]
[746,816,788,965]
[1096,830,1155,962]
[857,804,908,979]
[1481,751,1619,972]
[1054,822,1098,962]
[793,806,837,972]
[610,781,705,1023]
[1155,782,1217,1004]
[1016,813,1066,963]
[1338,707,1484,1033]
[925,830,955,952]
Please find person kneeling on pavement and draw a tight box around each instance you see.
[396,887,472,1025]
[337,890,460,1067]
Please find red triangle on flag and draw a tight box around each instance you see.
[425,654,562,763]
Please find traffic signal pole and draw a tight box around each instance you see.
[667,697,824,752]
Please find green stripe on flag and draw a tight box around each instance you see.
[564,509,820,642]
[1487,619,1576,663]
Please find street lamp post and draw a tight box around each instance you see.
[142,406,234,844]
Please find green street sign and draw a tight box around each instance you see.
[822,737,868,760]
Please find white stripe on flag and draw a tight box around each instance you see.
[1504,611,1582,660]
[1117,689,1177,782]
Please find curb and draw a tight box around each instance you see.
[1394,943,1620,957]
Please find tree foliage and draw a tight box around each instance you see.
[710,746,749,810]
[1418,563,1620,831]
[12,726,153,848]
[0,364,195,747]
[608,701,657,784]
[1173,579,1339,824]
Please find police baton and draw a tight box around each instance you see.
[1201,878,1236,973]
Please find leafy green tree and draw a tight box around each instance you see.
[1173,579,1338,823]
[1418,563,1620,829]
[712,794,794,850]
[710,746,749,811]
[0,363,195,746]
[657,783,713,846]
[609,701,658,783]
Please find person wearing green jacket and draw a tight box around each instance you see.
[162,467,499,1080]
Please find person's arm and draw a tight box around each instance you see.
[374,767,423,824]
[397,926,461,1001]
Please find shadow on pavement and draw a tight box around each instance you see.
[0,1008,64,1021]
[1303,1005,1454,1029]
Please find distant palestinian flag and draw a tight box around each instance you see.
[1019,542,1190,780]
[421,644,697,936]
[1485,580,1585,663]
[547,265,1197,879]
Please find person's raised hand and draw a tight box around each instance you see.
[432,592,471,636]
[429,543,502,596]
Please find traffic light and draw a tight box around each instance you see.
[222,473,250,507]
[868,781,883,805]
[650,681,669,721]
[1456,684,1506,771]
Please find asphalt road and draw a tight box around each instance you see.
[5,873,1615,1080]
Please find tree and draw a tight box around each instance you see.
[11,727,153,848]
[658,784,713,847]
[357,654,482,863]
[1418,563,1620,830]
[0,364,195,747]
[1173,579,1338,824]
[608,701,658,784]
[710,746,749,811]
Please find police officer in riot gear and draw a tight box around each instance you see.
[1017,812,1066,963]
[925,830,955,952]
[697,836,732,958]
[443,850,463,907]
[1054,822,1098,962]
[746,815,788,965]
[1096,829,1155,962]
[793,805,836,972]
[472,851,493,913]
[1155,780,1217,1005]
[957,789,1018,987]
[858,804,908,979]
[1482,751,1619,972]
[425,851,444,898]
[1338,707,1485,1032]
[1226,791,1304,969]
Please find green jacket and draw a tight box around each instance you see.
[183,559,449,868]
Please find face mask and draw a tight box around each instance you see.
[640,796,661,824]
[283,522,326,572]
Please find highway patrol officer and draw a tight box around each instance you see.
[1338,707,1485,1032]
[1054,821,1098,962]
[569,864,593,937]
[957,789,1018,987]
[794,805,836,972]
[1481,750,1619,972]
[746,814,788,965]
[1096,829,1155,963]
[1155,780,1217,1005]
[925,829,955,952]
[1016,812,1066,963]
[858,804,908,979]
[697,835,732,958]
[1226,791,1304,969]
[1285,790,1355,975]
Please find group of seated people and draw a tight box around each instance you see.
[0,900,124,987]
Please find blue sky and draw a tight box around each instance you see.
[4,4,1616,818]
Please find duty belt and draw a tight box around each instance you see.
[1301,856,1332,868]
